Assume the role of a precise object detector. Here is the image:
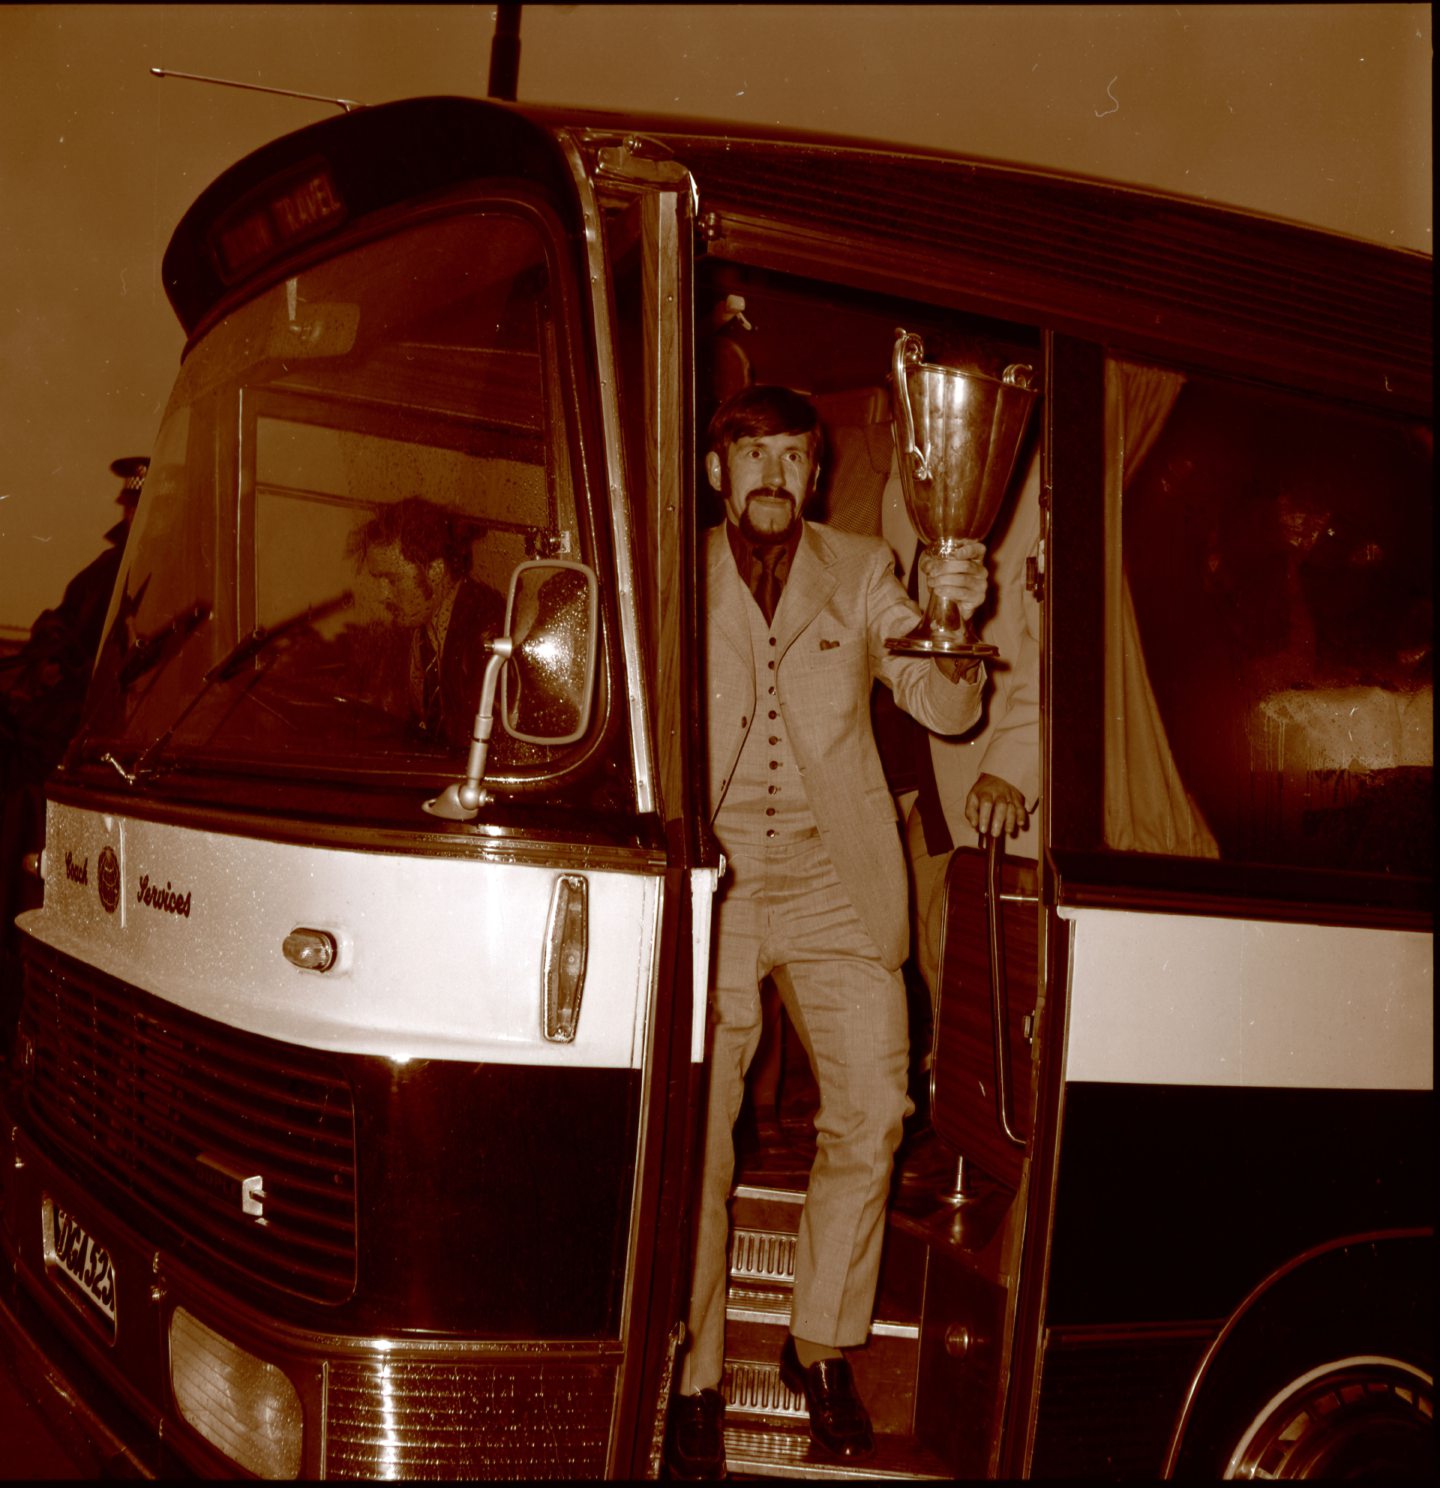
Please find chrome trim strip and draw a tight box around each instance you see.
[725,1305,918,1342]
[549,137,693,1470]
[553,129,656,817]
[691,866,721,1063]
[733,1184,805,1205]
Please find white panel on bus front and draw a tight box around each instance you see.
[23,802,661,1070]
[1061,906,1432,1091]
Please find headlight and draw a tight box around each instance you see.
[169,1307,303,1478]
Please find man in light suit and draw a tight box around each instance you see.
[667,386,990,1478]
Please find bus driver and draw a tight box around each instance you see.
[344,496,504,748]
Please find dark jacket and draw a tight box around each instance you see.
[434,577,506,747]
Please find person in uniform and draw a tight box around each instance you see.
[2,456,147,1032]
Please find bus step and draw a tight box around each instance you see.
[731,1222,797,1287]
[722,1422,953,1480]
[732,1183,805,1239]
[727,1185,928,1336]
[724,1358,808,1420]
[725,1299,921,1346]
[722,1176,928,1443]
[722,1322,921,1438]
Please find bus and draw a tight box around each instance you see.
[0,92,1430,1480]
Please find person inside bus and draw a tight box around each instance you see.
[343,496,505,749]
[668,385,990,1478]
[901,454,1042,1024]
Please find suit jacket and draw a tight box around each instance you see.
[332,576,504,749]
[707,520,983,969]
[435,577,506,748]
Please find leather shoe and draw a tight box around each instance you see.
[664,1387,727,1480]
[778,1335,874,1459]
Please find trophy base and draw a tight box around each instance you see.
[885,635,999,660]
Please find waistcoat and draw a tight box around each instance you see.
[714,587,818,850]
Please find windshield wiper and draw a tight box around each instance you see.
[64,595,212,769]
[117,598,213,688]
[207,590,354,683]
[125,590,354,779]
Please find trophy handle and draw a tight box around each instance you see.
[893,329,932,481]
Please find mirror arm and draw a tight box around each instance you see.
[422,637,514,821]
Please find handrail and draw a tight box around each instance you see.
[986,833,1028,1149]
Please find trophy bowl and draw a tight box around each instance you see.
[887,329,1038,658]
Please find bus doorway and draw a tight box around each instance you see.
[670,196,1431,1480]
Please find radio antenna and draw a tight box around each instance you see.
[150,67,362,113]
[488,4,522,101]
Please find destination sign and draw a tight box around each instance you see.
[210,159,347,282]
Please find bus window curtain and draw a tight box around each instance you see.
[1103,358,1220,857]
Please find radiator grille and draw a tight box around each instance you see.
[18,939,357,1302]
[324,1356,617,1479]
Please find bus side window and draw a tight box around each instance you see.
[1115,358,1433,876]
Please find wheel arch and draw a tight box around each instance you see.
[1163,1227,1434,1478]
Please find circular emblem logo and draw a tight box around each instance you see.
[97,846,121,915]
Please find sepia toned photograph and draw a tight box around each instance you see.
[0,5,1431,1480]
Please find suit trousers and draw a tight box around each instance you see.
[681,831,913,1393]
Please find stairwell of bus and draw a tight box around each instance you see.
[712,972,1024,1482]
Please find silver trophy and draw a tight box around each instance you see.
[888,329,1038,659]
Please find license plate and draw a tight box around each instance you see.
[42,1197,118,1334]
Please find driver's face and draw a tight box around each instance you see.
[708,432,816,541]
[360,542,444,628]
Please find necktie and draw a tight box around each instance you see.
[750,544,784,625]
[417,627,443,734]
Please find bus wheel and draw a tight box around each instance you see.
[1219,1355,1433,1479]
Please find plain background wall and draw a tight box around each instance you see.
[0,3,1431,637]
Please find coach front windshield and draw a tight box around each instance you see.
[74,205,621,808]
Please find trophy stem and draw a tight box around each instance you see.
[887,540,998,658]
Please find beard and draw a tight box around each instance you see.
[735,486,799,544]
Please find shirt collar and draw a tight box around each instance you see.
[725,519,802,578]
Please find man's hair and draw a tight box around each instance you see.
[705,384,824,464]
[346,496,473,580]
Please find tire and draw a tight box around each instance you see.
[1218,1354,1433,1480]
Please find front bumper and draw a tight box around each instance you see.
[2,1118,624,1479]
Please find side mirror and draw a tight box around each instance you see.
[422,559,598,822]
[502,561,598,745]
